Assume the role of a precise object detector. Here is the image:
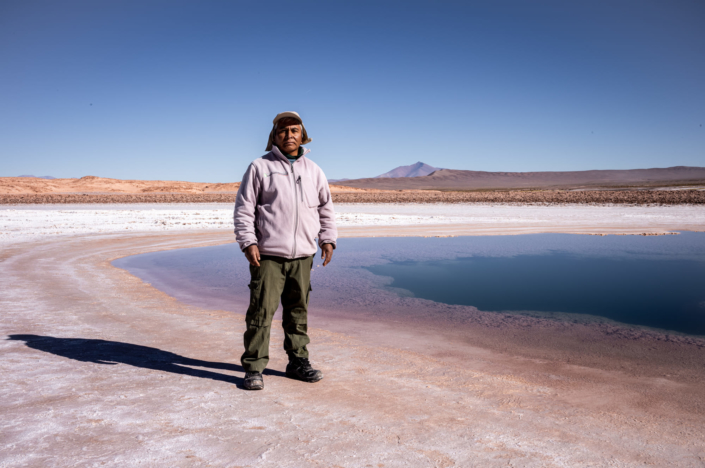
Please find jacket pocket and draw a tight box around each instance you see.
[255,204,273,243]
[259,172,289,205]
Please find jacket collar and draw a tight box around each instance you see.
[271,145,311,164]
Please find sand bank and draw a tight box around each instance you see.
[2,229,705,466]
[2,202,705,244]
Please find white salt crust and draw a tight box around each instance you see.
[1,202,705,244]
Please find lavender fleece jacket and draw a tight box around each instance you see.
[233,146,338,259]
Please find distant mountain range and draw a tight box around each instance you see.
[336,166,705,191]
[329,161,440,183]
[18,175,56,179]
[374,161,441,178]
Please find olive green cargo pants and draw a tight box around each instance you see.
[241,255,313,373]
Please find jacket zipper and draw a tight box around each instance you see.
[291,163,299,259]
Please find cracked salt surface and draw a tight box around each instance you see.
[2,202,704,244]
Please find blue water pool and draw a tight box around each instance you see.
[114,232,705,336]
[367,251,705,335]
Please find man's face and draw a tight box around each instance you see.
[273,118,303,155]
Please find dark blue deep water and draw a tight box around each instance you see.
[367,252,705,335]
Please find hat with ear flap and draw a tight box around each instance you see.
[266,111,312,151]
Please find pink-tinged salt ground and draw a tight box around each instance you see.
[2,225,705,467]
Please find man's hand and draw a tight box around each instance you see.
[245,244,260,267]
[321,243,334,266]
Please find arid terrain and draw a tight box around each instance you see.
[2,176,705,205]
[340,165,705,191]
[0,175,243,194]
[3,190,704,205]
[0,175,375,196]
[333,189,705,205]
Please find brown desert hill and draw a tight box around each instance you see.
[0,175,379,195]
[0,176,241,195]
[337,166,705,191]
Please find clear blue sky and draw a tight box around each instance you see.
[1,0,704,182]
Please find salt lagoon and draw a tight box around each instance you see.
[114,232,705,336]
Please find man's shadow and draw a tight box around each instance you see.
[8,334,285,388]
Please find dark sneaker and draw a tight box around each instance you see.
[286,357,323,383]
[243,371,264,390]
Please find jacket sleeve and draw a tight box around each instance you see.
[316,168,338,249]
[234,163,260,251]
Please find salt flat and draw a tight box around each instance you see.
[2,204,705,467]
[3,231,705,467]
[2,202,704,244]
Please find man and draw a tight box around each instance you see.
[233,111,337,391]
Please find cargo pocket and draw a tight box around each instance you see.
[283,283,308,325]
[245,278,265,326]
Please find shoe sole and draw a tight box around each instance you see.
[286,371,323,383]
